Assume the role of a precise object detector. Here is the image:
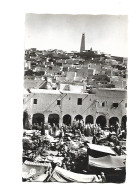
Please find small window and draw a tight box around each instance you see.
[57,100,61,105]
[69,97,71,100]
[77,98,82,105]
[34,99,37,104]
[125,103,127,108]
[113,103,118,108]
[102,102,105,107]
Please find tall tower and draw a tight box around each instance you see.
[80,33,85,53]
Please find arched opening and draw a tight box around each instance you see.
[109,117,119,126]
[74,114,83,121]
[63,114,71,126]
[121,115,127,130]
[48,113,59,126]
[96,115,106,129]
[85,115,93,124]
[32,113,44,126]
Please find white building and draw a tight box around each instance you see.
[23,88,127,128]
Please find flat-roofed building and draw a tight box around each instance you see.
[24,88,127,128]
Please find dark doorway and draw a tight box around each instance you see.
[85,115,93,124]
[32,113,44,126]
[75,114,83,121]
[109,117,119,126]
[63,114,71,126]
[48,114,59,126]
[96,115,106,129]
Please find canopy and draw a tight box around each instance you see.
[87,143,116,156]
[22,161,51,180]
[89,155,126,169]
[50,166,98,182]
[24,160,51,167]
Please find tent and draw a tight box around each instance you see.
[87,143,117,157]
[88,155,126,169]
[22,160,50,179]
[88,155,126,183]
[49,166,98,182]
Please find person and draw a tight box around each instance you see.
[84,124,87,136]
[87,124,91,136]
[41,122,45,135]
[62,162,67,170]
[108,132,120,146]
[118,130,126,140]
[73,119,76,129]
[92,135,97,144]
[96,175,102,183]
[114,145,122,155]
[72,127,76,135]
[77,129,82,137]
[101,172,106,183]
[116,122,120,135]
[48,123,52,135]
[52,123,56,136]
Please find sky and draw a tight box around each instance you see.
[25,14,128,57]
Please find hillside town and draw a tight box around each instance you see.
[23,33,127,183]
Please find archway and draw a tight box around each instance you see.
[85,115,93,124]
[121,115,127,130]
[109,117,119,126]
[63,114,71,126]
[48,113,59,126]
[32,113,44,126]
[96,115,106,129]
[74,114,83,121]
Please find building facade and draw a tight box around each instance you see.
[24,88,127,128]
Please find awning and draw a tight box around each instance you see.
[89,155,126,169]
[24,160,51,167]
[87,143,116,156]
[50,166,98,182]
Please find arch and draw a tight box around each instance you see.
[63,114,71,126]
[48,113,59,126]
[74,114,83,121]
[109,117,119,126]
[121,115,127,130]
[85,115,93,124]
[96,115,106,129]
[32,113,44,126]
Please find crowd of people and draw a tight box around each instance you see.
[22,118,126,182]
[32,118,126,138]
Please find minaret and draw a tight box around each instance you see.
[80,33,85,53]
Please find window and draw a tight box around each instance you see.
[69,97,71,100]
[125,103,127,108]
[102,102,105,107]
[112,103,118,108]
[57,100,61,105]
[77,98,82,105]
[33,99,37,104]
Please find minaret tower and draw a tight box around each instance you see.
[80,33,85,53]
